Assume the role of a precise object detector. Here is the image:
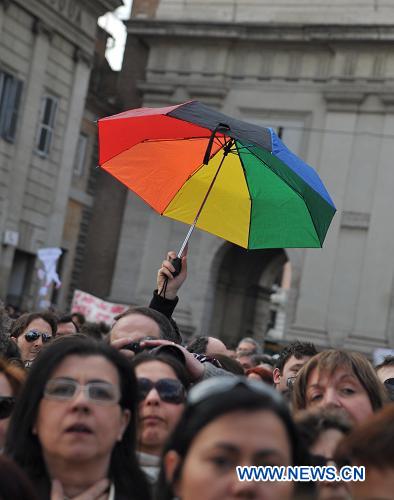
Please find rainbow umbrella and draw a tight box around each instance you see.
[98,101,335,261]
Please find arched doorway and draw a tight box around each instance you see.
[209,243,289,347]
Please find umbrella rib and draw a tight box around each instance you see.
[245,144,308,202]
[176,140,234,257]
[99,135,218,166]
[244,144,322,246]
[159,141,226,216]
[235,141,253,249]
[140,136,212,143]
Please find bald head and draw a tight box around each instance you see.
[206,337,228,356]
[110,313,161,343]
[110,306,181,344]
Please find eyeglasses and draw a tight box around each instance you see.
[137,378,186,404]
[0,396,16,419]
[187,376,284,407]
[384,378,394,388]
[44,378,120,405]
[24,330,52,344]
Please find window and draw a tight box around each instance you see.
[0,71,23,142]
[73,133,88,176]
[6,250,35,308]
[36,95,58,156]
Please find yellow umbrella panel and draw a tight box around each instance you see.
[163,148,251,248]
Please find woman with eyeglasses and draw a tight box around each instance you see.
[157,377,312,500]
[5,334,151,500]
[131,352,190,485]
[10,311,57,368]
[0,357,25,451]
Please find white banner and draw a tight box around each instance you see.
[37,247,62,288]
[71,289,129,325]
[37,247,63,309]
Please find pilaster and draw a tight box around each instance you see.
[45,54,92,247]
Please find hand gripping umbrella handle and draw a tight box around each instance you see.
[170,256,182,277]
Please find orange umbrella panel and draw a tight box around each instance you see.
[101,137,224,214]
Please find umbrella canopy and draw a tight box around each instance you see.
[98,101,336,250]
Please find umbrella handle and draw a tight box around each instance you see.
[203,122,230,164]
[158,256,182,298]
[170,256,182,277]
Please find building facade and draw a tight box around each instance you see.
[0,0,121,311]
[109,0,394,353]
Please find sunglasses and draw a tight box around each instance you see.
[24,330,52,343]
[287,376,297,389]
[188,376,284,407]
[0,396,16,419]
[137,378,186,404]
[44,378,120,405]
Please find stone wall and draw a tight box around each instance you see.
[112,2,394,352]
[0,0,121,310]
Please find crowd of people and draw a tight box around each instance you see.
[0,249,393,499]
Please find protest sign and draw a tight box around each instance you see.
[71,289,129,325]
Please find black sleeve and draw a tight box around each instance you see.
[149,290,182,344]
[149,289,179,319]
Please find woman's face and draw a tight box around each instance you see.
[167,409,294,500]
[310,429,351,500]
[305,367,373,424]
[34,355,130,467]
[135,360,185,456]
[0,373,13,450]
[16,318,53,363]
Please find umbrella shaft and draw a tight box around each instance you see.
[178,224,195,258]
[177,139,233,257]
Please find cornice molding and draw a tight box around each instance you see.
[126,19,394,44]
[14,0,95,51]
[138,81,228,107]
[32,18,54,40]
[0,0,10,10]
[323,90,367,110]
[340,211,370,230]
[379,93,394,105]
[84,0,123,18]
[74,47,94,68]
